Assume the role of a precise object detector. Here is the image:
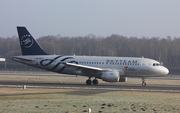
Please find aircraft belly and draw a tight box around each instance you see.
[124,71,139,76]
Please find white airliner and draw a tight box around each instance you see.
[12,27,169,86]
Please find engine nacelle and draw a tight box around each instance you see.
[101,70,119,82]
[119,77,128,82]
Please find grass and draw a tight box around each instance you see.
[0,88,180,113]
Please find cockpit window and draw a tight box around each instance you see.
[153,63,161,66]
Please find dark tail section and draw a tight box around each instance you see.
[17,27,48,55]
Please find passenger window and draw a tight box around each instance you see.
[153,63,155,66]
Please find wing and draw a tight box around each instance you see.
[63,62,103,77]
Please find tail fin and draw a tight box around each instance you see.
[17,27,48,55]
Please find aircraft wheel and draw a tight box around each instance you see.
[86,79,92,85]
[142,77,146,86]
[142,82,146,86]
[92,79,98,85]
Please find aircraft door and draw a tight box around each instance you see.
[141,61,147,73]
[141,60,149,74]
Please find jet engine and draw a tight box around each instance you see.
[101,70,119,82]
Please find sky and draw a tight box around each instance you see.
[1,0,180,38]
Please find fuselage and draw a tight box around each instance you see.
[12,55,169,77]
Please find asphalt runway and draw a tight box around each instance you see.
[0,80,180,92]
[0,73,180,92]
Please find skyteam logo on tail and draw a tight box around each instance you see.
[20,35,33,48]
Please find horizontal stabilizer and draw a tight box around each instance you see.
[12,57,34,62]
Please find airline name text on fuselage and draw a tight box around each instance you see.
[106,59,139,65]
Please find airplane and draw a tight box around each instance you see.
[12,27,169,86]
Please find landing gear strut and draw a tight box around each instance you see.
[142,77,146,86]
[86,77,99,85]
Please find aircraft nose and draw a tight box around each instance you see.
[162,67,169,75]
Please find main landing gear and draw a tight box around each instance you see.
[142,77,146,86]
[86,77,99,85]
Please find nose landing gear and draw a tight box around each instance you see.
[142,77,146,86]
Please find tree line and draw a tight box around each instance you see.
[0,34,180,70]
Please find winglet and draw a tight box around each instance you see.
[17,27,48,55]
